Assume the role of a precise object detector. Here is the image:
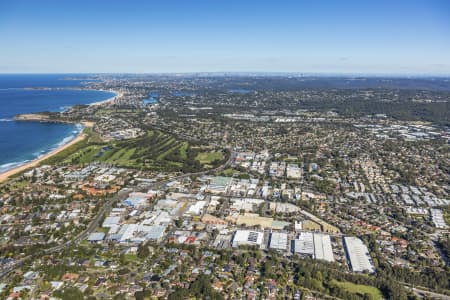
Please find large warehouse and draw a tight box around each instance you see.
[292,232,314,257]
[269,232,288,251]
[292,232,334,262]
[313,233,334,262]
[232,230,264,248]
[343,236,375,273]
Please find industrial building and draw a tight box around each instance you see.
[292,232,314,257]
[207,176,232,194]
[87,232,105,243]
[230,198,264,212]
[185,201,207,215]
[343,236,375,273]
[108,224,167,243]
[269,232,288,251]
[102,216,121,228]
[123,194,149,208]
[313,233,334,262]
[292,232,334,262]
[145,225,167,241]
[232,230,264,248]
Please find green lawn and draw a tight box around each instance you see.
[196,151,224,164]
[39,129,225,172]
[124,254,139,262]
[84,127,103,144]
[156,138,179,160]
[220,168,239,177]
[331,280,383,299]
[40,130,93,165]
[179,142,188,159]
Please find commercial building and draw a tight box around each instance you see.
[109,224,167,243]
[232,230,264,248]
[344,236,375,273]
[269,232,288,251]
[145,225,167,241]
[123,196,148,209]
[123,192,153,208]
[292,232,333,262]
[207,176,232,194]
[292,232,314,256]
[186,201,207,215]
[87,232,105,243]
[230,198,265,212]
[313,233,334,262]
[102,216,121,228]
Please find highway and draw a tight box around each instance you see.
[3,150,450,300]
[0,150,234,280]
[400,282,450,300]
[0,188,129,279]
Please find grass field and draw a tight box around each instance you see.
[221,168,237,177]
[124,254,139,262]
[41,129,227,172]
[331,280,383,299]
[195,151,224,164]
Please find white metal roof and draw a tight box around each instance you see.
[232,230,264,247]
[269,232,288,250]
[344,236,375,273]
[293,232,314,255]
[313,233,334,262]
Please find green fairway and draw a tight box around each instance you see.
[179,142,188,159]
[41,129,227,173]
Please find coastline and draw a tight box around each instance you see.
[0,126,88,183]
[0,89,118,184]
[12,87,120,109]
[89,89,121,106]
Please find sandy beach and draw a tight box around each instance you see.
[0,89,120,184]
[0,122,96,184]
[89,90,122,106]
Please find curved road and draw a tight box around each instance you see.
[0,151,234,279]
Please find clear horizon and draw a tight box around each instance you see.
[1,72,450,78]
[1,0,449,74]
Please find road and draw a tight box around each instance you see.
[0,188,129,279]
[411,287,450,300]
[0,150,234,280]
[3,150,450,300]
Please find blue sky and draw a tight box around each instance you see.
[0,0,449,74]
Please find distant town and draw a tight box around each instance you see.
[0,75,449,300]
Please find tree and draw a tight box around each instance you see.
[175,218,183,228]
[168,275,224,300]
[53,287,83,300]
[262,259,274,278]
[137,243,150,259]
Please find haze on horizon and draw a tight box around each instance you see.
[0,0,449,75]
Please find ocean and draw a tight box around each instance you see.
[0,74,115,173]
